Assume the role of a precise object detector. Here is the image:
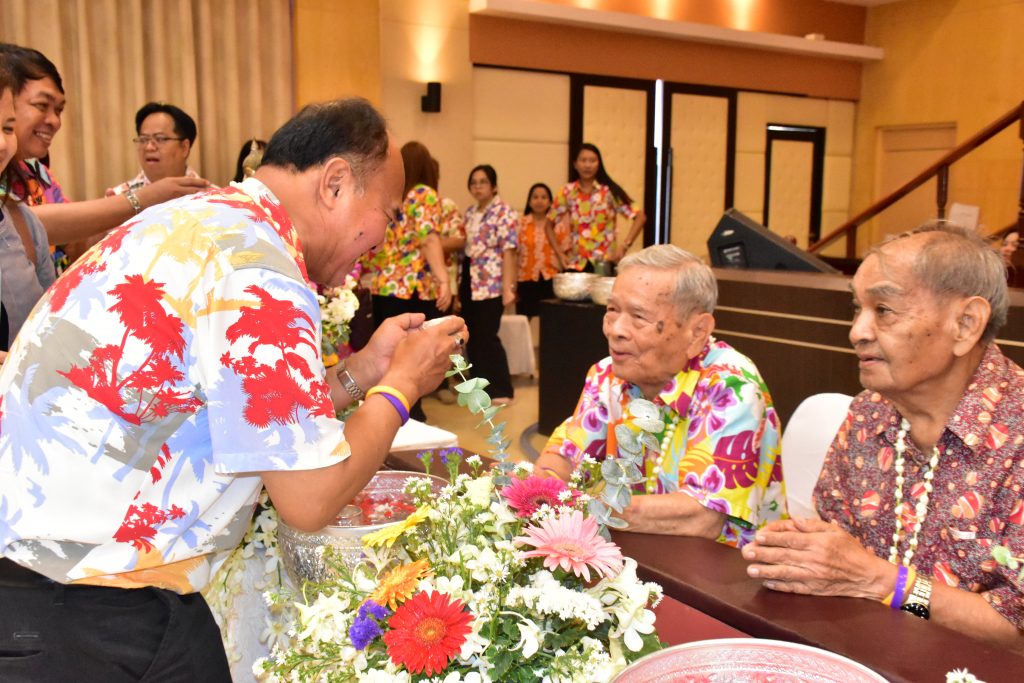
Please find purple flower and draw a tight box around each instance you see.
[688,382,737,439]
[349,600,391,650]
[349,615,383,650]
[438,447,463,465]
[581,403,609,433]
[358,600,391,621]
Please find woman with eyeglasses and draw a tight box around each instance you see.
[461,164,518,405]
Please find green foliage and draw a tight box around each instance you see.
[449,354,510,480]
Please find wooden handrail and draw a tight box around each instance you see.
[810,100,1024,257]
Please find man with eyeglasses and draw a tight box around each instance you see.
[0,44,209,271]
[107,102,207,203]
[61,102,212,264]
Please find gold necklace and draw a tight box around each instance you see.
[889,417,941,566]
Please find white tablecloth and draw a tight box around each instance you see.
[498,314,536,376]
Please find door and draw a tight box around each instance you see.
[763,125,825,248]
[872,124,956,246]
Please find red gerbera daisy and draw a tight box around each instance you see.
[383,591,473,675]
[501,475,580,517]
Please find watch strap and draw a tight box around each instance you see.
[336,361,365,401]
[900,574,932,620]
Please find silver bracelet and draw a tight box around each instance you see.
[124,187,143,214]
[336,361,366,401]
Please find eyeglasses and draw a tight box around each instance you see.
[133,135,184,147]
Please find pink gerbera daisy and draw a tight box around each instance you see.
[514,509,624,581]
[501,475,579,518]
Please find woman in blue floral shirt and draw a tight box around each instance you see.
[461,165,518,402]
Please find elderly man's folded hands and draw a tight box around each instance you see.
[742,517,897,601]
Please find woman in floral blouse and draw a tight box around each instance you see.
[365,141,451,419]
[366,141,451,321]
[461,164,518,403]
[516,182,564,318]
[554,143,645,271]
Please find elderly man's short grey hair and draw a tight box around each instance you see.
[618,244,717,317]
[871,221,1008,342]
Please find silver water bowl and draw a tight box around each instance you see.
[278,471,447,586]
[589,276,616,305]
[553,272,598,301]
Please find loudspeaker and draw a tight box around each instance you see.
[421,82,441,113]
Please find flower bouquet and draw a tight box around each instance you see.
[319,275,360,367]
[256,453,663,682]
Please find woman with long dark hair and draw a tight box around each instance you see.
[461,164,518,404]
[516,182,562,318]
[554,142,645,271]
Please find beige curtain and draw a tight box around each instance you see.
[0,0,294,200]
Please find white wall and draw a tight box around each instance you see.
[471,67,571,214]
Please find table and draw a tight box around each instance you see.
[389,449,1024,682]
[613,532,1024,682]
[538,299,606,433]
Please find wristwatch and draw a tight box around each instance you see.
[336,360,366,401]
[900,574,932,619]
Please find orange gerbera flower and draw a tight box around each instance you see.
[370,560,432,610]
[384,590,473,676]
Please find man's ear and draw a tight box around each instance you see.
[952,296,990,357]
[318,156,354,207]
[181,139,192,159]
[686,312,715,357]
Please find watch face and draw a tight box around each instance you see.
[901,602,930,619]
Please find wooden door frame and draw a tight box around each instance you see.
[763,124,826,243]
[661,84,737,245]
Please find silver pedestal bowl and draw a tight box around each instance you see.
[277,470,447,586]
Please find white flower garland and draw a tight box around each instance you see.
[889,418,941,566]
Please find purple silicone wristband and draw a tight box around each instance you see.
[378,391,410,425]
[891,564,909,610]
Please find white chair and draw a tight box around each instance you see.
[781,393,853,519]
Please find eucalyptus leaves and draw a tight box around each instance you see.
[992,544,1024,581]
[581,399,664,534]
[447,354,517,486]
[446,357,668,536]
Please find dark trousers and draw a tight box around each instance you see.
[371,294,445,421]
[458,268,513,401]
[0,560,230,683]
[371,293,444,325]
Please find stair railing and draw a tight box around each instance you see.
[809,101,1024,258]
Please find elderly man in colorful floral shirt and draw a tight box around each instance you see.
[744,224,1024,652]
[0,99,467,681]
[536,244,786,548]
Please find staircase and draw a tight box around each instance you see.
[808,101,1024,262]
